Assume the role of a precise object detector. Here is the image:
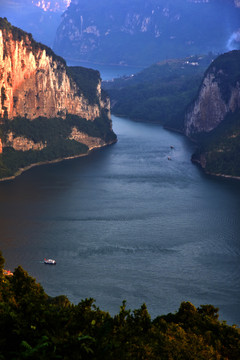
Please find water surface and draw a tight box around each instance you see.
[1,115,240,325]
[66,60,143,80]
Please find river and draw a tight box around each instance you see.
[0,64,240,325]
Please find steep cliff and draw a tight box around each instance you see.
[53,0,240,66]
[0,18,116,180]
[185,50,240,177]
[185,51,240,137]
[103,54,213,130]
[0,18,107,121]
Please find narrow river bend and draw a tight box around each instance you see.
[1,115,240,325]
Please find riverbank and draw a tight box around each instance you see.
[0,139,117,182]
[191,156,240,181]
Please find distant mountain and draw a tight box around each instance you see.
[103,54,214,130]
[185,50,240,178]
[0,0,69,47]
[53,0,240,66]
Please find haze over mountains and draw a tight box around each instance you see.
[1,0,240,65]
[0,0,70,47]
[54,0,240,66]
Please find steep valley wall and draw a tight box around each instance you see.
[0,26,106,121]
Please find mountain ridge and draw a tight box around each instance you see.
[53,0,240,66]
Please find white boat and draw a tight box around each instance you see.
[44,258,56,265]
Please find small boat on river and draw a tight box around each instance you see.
[44,258,56,265]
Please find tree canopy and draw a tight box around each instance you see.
[0,253,239,359]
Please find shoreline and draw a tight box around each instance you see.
[0,139,117,182]
[191,158,240,181]
[113,113,240,182]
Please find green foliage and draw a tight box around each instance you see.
[0,140,88,178]
[103,54,214,131]
[0,250,5,279]
[0,113,116,179]
[67,66,101,105]
[0,251,239,360]
[193,110,240,177]
[207,50,240,103]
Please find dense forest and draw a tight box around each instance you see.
[103,54,214,131]
[0,113,116,179]
[66,67,101,105]
[192,110,240,177]
[0,251,239,359]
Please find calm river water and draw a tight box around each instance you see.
[0,66,240,325]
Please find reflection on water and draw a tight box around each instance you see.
[0,115,240,325]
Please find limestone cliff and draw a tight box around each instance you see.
[185,50,240,178]
[185,50,240,137]
[0,18,108,121]
[0,18,116,180]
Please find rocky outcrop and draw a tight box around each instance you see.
[0,18,108,121]
[4,127,108,152]
[69,127,106,149]
[185,50,240,137]
[5,132,46,151]
[185,50,240,178]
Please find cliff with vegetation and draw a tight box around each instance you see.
[0,18,116,179]
[0,17,106,121]
[0,251,239,360]
[185,50,240,177]
[103,54,214,131]
[185,50,240,137]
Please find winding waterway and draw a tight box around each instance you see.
[0,65,240,325]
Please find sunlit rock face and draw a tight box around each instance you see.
[185,50,240,137]
[0,26,107,121]
[5,132,46,151]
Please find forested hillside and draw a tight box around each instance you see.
[0,252,239,359]
[103,54,214,131]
